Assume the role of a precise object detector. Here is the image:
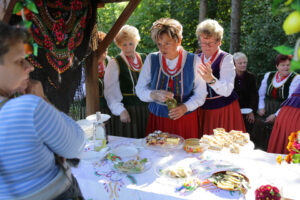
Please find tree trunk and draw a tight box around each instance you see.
[199,0,207,23]
[230,0,241,54]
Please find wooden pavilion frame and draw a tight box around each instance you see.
[2,0,141,116]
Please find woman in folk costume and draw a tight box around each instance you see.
[97,31,111,113]
[136,18,207,139]
[104,25,148,138]
[252,54,300,151]
[196,19,246,136]
[268,83,300,154]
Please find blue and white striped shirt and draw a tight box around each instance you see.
[0,95,85,199]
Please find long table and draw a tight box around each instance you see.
[71,136,300,200]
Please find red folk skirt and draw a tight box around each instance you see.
[267,106,300,154]
[146,110,198,139]
[198,99,246,137]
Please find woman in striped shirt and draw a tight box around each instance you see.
[0,22,85,200]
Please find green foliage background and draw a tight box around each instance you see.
[96,0,298,78]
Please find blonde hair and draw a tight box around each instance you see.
[196,19,223,41]
[150,18,182,43]
[114,25,140,46]
[98,31,106,42]
[233,52,248,62]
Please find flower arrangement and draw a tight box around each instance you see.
[276,130,300,164]
[255,185,281,200]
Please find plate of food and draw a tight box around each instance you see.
[113,157,151,174]
[208,171,250,194]
[143,130,184,151]
[154,159,193,186]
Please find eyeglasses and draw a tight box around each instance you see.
[199,41,218,47]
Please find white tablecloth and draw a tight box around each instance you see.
[72,136,300,200]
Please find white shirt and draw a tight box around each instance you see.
[196,49,236,97]
[258,71,300,110]
[104,52,140,116]
[135,50,207,112]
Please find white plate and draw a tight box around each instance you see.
[113,157,152,174]
[86,113,111,123]
[111,145,139,158]
[240,108,253,114]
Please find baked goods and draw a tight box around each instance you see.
[199,128,250,153]
[146,130,180,146]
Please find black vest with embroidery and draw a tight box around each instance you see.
[115,53,147,105]
[266,71,297,103]
[200,52,238,110]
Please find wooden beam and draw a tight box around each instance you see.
[2,0,18,24]
[97,0,141,56]
[97,0,129,3]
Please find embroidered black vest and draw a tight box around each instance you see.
[115,53,147,105]
[266,71,297,103]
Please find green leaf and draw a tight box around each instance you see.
[13,2,23,14]
[23,20,32,29]
[291,0,300,13]
[26,1,39,14]
[33,43,39,56]
[272,0,285,14]
[273,45,294,55]
[291,60,300,71]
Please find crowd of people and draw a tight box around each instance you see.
[0,17,299,199]
[80,18,300,152]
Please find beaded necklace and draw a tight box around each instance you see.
[162,49,183,90]
[125,53,142,71]
[275,72,289,82]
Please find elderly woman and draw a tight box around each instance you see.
[252,54,300,150]
[104,25,148,138]
[233,52,259,133]
[268,83,300,154]
[136,18,207,139]
[0,23,85,199]
[196,19,246,136]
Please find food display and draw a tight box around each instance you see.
[160,166,192,178]
[144,130,184,150]
[209,171,250,194]
[146,130,180,145]
[184,138,206,153]
[114,158,149,174]
[199,128,250,153]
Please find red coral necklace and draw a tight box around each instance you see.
[126,53,142,71]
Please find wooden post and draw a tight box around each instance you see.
[97,0,141,56]
[86,0,141,116]
[85,50,100,116]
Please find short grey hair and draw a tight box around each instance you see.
[233,52,248,62]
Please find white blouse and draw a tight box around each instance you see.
[104,52,140,116]
[196,49,236,97]
[258,71,300,110]
[135,49,207,112]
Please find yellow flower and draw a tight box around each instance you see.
[285,154,292,164]
[276,155,283,164]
